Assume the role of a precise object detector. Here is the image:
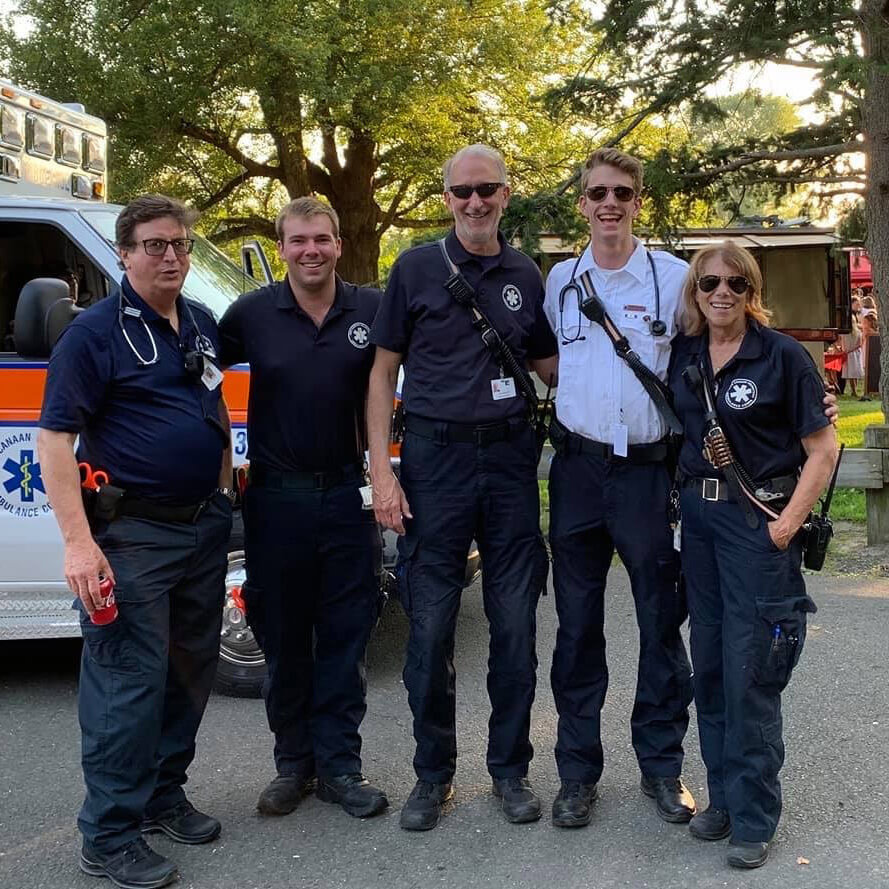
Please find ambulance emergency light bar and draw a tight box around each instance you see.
[0,80,106,200]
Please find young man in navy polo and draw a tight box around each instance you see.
[218,197,387,821]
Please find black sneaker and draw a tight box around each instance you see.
[141,799,220,845]
[399,780,454,831]
[317,774,388,818]
[80,837,178,889]
[689,805,731,840]
[492,777,542,824]
[552,780,598,828]
[727,839,770,869]
[256,773,317,816]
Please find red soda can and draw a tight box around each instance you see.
[91,574,118,625]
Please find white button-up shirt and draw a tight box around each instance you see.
[544,238,689,445]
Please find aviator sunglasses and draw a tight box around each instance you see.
[697,274,751,295]
[448,182,504,199]
[584,185,637,202]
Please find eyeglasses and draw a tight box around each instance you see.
[697,275,750,295]
[448,182,504,199]
[584,185,636,202]
[141,238,195,256]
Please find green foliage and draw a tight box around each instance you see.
[837,202,867,243]
[501,192,588,258]
[0,0,591,280]
[546,0,869,240]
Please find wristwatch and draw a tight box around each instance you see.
[216,487,237,505]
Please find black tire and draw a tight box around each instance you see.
[214,509,267,698]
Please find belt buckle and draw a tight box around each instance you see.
[702,478,720,501]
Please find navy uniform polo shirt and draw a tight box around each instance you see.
[40,276,227,505]
[218,276,381,472]
[669,322,829,482]
[370,229,557,424]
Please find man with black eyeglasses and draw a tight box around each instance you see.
[39,194,233,889]
[368,144,558,830]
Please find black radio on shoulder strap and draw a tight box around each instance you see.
[576,270,683,437]
[682,363,761,528]
[438,239,553,459]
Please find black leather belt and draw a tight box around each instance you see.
[683,474,796,504]
[550,418,668,464]
[118,496,211,524]
[405,414,529,446]
[249,462,364,491]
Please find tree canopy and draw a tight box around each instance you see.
[1,0,590,282]
[548,0,889,412]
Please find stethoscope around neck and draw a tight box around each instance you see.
[117,289,212,368]
[558,245,666,343]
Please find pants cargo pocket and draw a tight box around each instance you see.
[396,534,419,616]
[79,612,140,672]
[753,595,817,691]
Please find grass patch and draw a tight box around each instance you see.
[832,395,884,523]
[834,394,884,448]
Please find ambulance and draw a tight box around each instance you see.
[0,80,480,696]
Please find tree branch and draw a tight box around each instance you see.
[681,141,862,182]
[179,120,279,178]
[198,171,257,210]
[208,216,277,245]
[376,177,413,235]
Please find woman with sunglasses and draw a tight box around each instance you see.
[667,243,837,869]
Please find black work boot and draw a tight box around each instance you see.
[316,774,388,818]
[399,780,454,831]
[640,775,696,823]
[552,780,598,828]
[80,837,178,889]
[727,839,770,869]
[492,777,542,824]
[141,799,221,844]
[256,773,317,816]
[689,805,731,840]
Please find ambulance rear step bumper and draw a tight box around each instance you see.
[0,596,80,640]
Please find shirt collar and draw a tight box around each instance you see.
[121,275,188,330]
[445,228,521,270]
[274,275,356,315]
[575,237,649,284]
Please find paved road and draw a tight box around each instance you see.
[1,566,888,889]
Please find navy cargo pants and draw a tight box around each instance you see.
[77,497,231,853]
[242,472,381,779]
[548,451,692,784]
[680,489,816,843]
[396,419,548,783]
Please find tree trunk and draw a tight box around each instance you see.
[861,0,889,417]
[326,132,382,286]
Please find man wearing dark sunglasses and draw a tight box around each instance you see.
[542,147,698,831]
[368,144,558,831]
